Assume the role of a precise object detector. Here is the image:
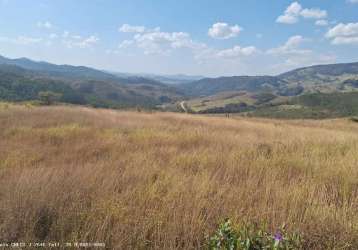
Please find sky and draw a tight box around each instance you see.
[0,0,358,77]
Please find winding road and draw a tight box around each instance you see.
[180,101,188,113]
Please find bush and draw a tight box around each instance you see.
[208,219,302,250]
[350,117,358,123]
[38,91,62,105]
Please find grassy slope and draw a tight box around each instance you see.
[250,91,358,119]
[186,91,289,113]
[0,104,358,249]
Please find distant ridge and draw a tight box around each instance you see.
[0,55,118,80]
[0,55,184,108]
[1,54,358,117]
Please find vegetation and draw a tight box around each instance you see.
[251,92,358,119]
[208,220,301,250]
[0,55,186,110]
[0,105,358,249]
[38,91,62,105]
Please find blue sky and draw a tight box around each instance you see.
[0,0,357,76]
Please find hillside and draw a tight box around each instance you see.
[182,62,358,97]
[112,72,204,84]
[181,62,358,115]
[249,91,358,119]
[0,56,184,108]
[0,55,117,81]
[2,55,358,117]
[279,62,358,93]
[0,104,357,249]
[179,76,290,97]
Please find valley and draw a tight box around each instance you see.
[1,55,358,119]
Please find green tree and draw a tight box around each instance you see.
[38,91,62,105]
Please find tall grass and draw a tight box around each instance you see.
[0,105,358,249]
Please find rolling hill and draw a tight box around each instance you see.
[0,55,184,108]
[2,55,358,118]
[181,62,358,116]
[279,62,358,93]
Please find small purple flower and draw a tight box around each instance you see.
[274,232,283,242]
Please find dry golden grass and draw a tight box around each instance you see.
[0,105,358,249]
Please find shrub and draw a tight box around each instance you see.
[350,117,358,123]
[208,219,302,250]
[38,91,62,105]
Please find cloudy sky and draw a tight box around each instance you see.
[0,0,357,77]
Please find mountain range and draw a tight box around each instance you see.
[1,54,358,117]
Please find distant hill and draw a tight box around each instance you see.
[2,54,358,117]
[278,62,358,93]
[182,62,358,98]
[112,72,204,85]
[249,91,358,119]
[180,62,358,116]
[179,76,290,97]
[0,55,184,107]
[0,55,117,81]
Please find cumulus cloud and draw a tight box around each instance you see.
[133,31,204,55]
[118,24,160,34]
[267,35,310,55]
[37,21,53,29]
[118,40,133,49]
[315,20,328,26]
[326,22,358,45]
[119,24,147,33]
[62,34,99,48]
[116,25,206,55]
[0,35,43,45]
[276,2,302,24]
[267,35,335,72]
[216,46,258,58]
[278,54,336,69]
[276,2,327,24]
[208,22,242,39]
[300,8,327,19]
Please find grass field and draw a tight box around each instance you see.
[0,104,358,249]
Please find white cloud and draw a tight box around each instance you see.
[277,2,327,24]
[16,36,43,45]
[119,24,146,33]
[300,8,327,19]
[117,25,206,55]
[37,21,53,29]
[276,2,302,24]
[326,22,358,45]
[216,46,258,58]
[0,35,43,45]
[118,40,133,49]
[278,54,336,69]
[133,31,203,55]
[63,35,99,48]
[348,0,358,3]
[267,35,335,72]
[315,20,328,26]
[331,36,358,45]
[208,22,242,39]
[326,23,358,38]
[267,35,310,55]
